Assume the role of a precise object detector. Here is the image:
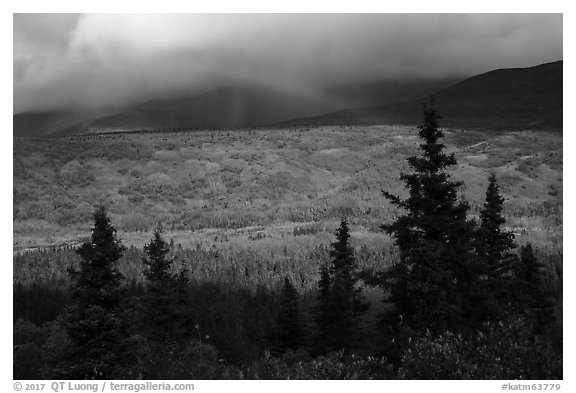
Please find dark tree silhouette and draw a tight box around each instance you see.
[143,224,173,285]
[315,219,368,351]
[273,277,304,353]
[140,224,187,343]
[473,173,518,316]
[139,224,194,378]
[381,101,479,327]
[475,173,517,277]
[54,206,138,379]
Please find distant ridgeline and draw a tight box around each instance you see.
[284,61,563,131]
[13,61,562,137]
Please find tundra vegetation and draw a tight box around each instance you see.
[14,107,562,379]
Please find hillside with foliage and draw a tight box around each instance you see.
[14,106,562,379]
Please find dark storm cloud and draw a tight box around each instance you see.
[13,13,562,113]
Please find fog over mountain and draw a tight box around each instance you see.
[14,14,562,115]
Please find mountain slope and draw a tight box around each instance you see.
[14,78,458,137]
[285,61,563,131]
[13,111,100,138]
[86,86,338,131]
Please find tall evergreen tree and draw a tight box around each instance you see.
[381,102,479,327]
[139,224,193,378]
[315,219,368,351]
[473,173,518,316]
[56,206,137,379]
[143,224,173,285]
[475,173,517,277]
[273,277,304,353]
[140,224,184,343]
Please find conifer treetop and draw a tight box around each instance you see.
[409,101,457,174]
[77,205,125,268]
[143,223,174,283]
[330,219,355,274]
[475,173,516,274]
[383,101,470,249]
[480,173,507,229]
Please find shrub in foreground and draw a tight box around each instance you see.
[399,317,562,380]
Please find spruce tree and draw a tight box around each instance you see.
[315,219,368,351]
[273,277,304,353]
[473,173,518,316]
[382,102,478,327]
[143,224,173,285]
[141,224,180,343]
[476,173,517,278]
[58,206,137,379]
[139,225,193,378]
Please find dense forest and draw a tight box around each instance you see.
[13,105,562,379]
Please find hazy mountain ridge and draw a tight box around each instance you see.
[13,61,561,137]
[285,61,562,131]
[13,79,458,137]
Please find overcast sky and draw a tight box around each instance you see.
[13,13,562,113]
